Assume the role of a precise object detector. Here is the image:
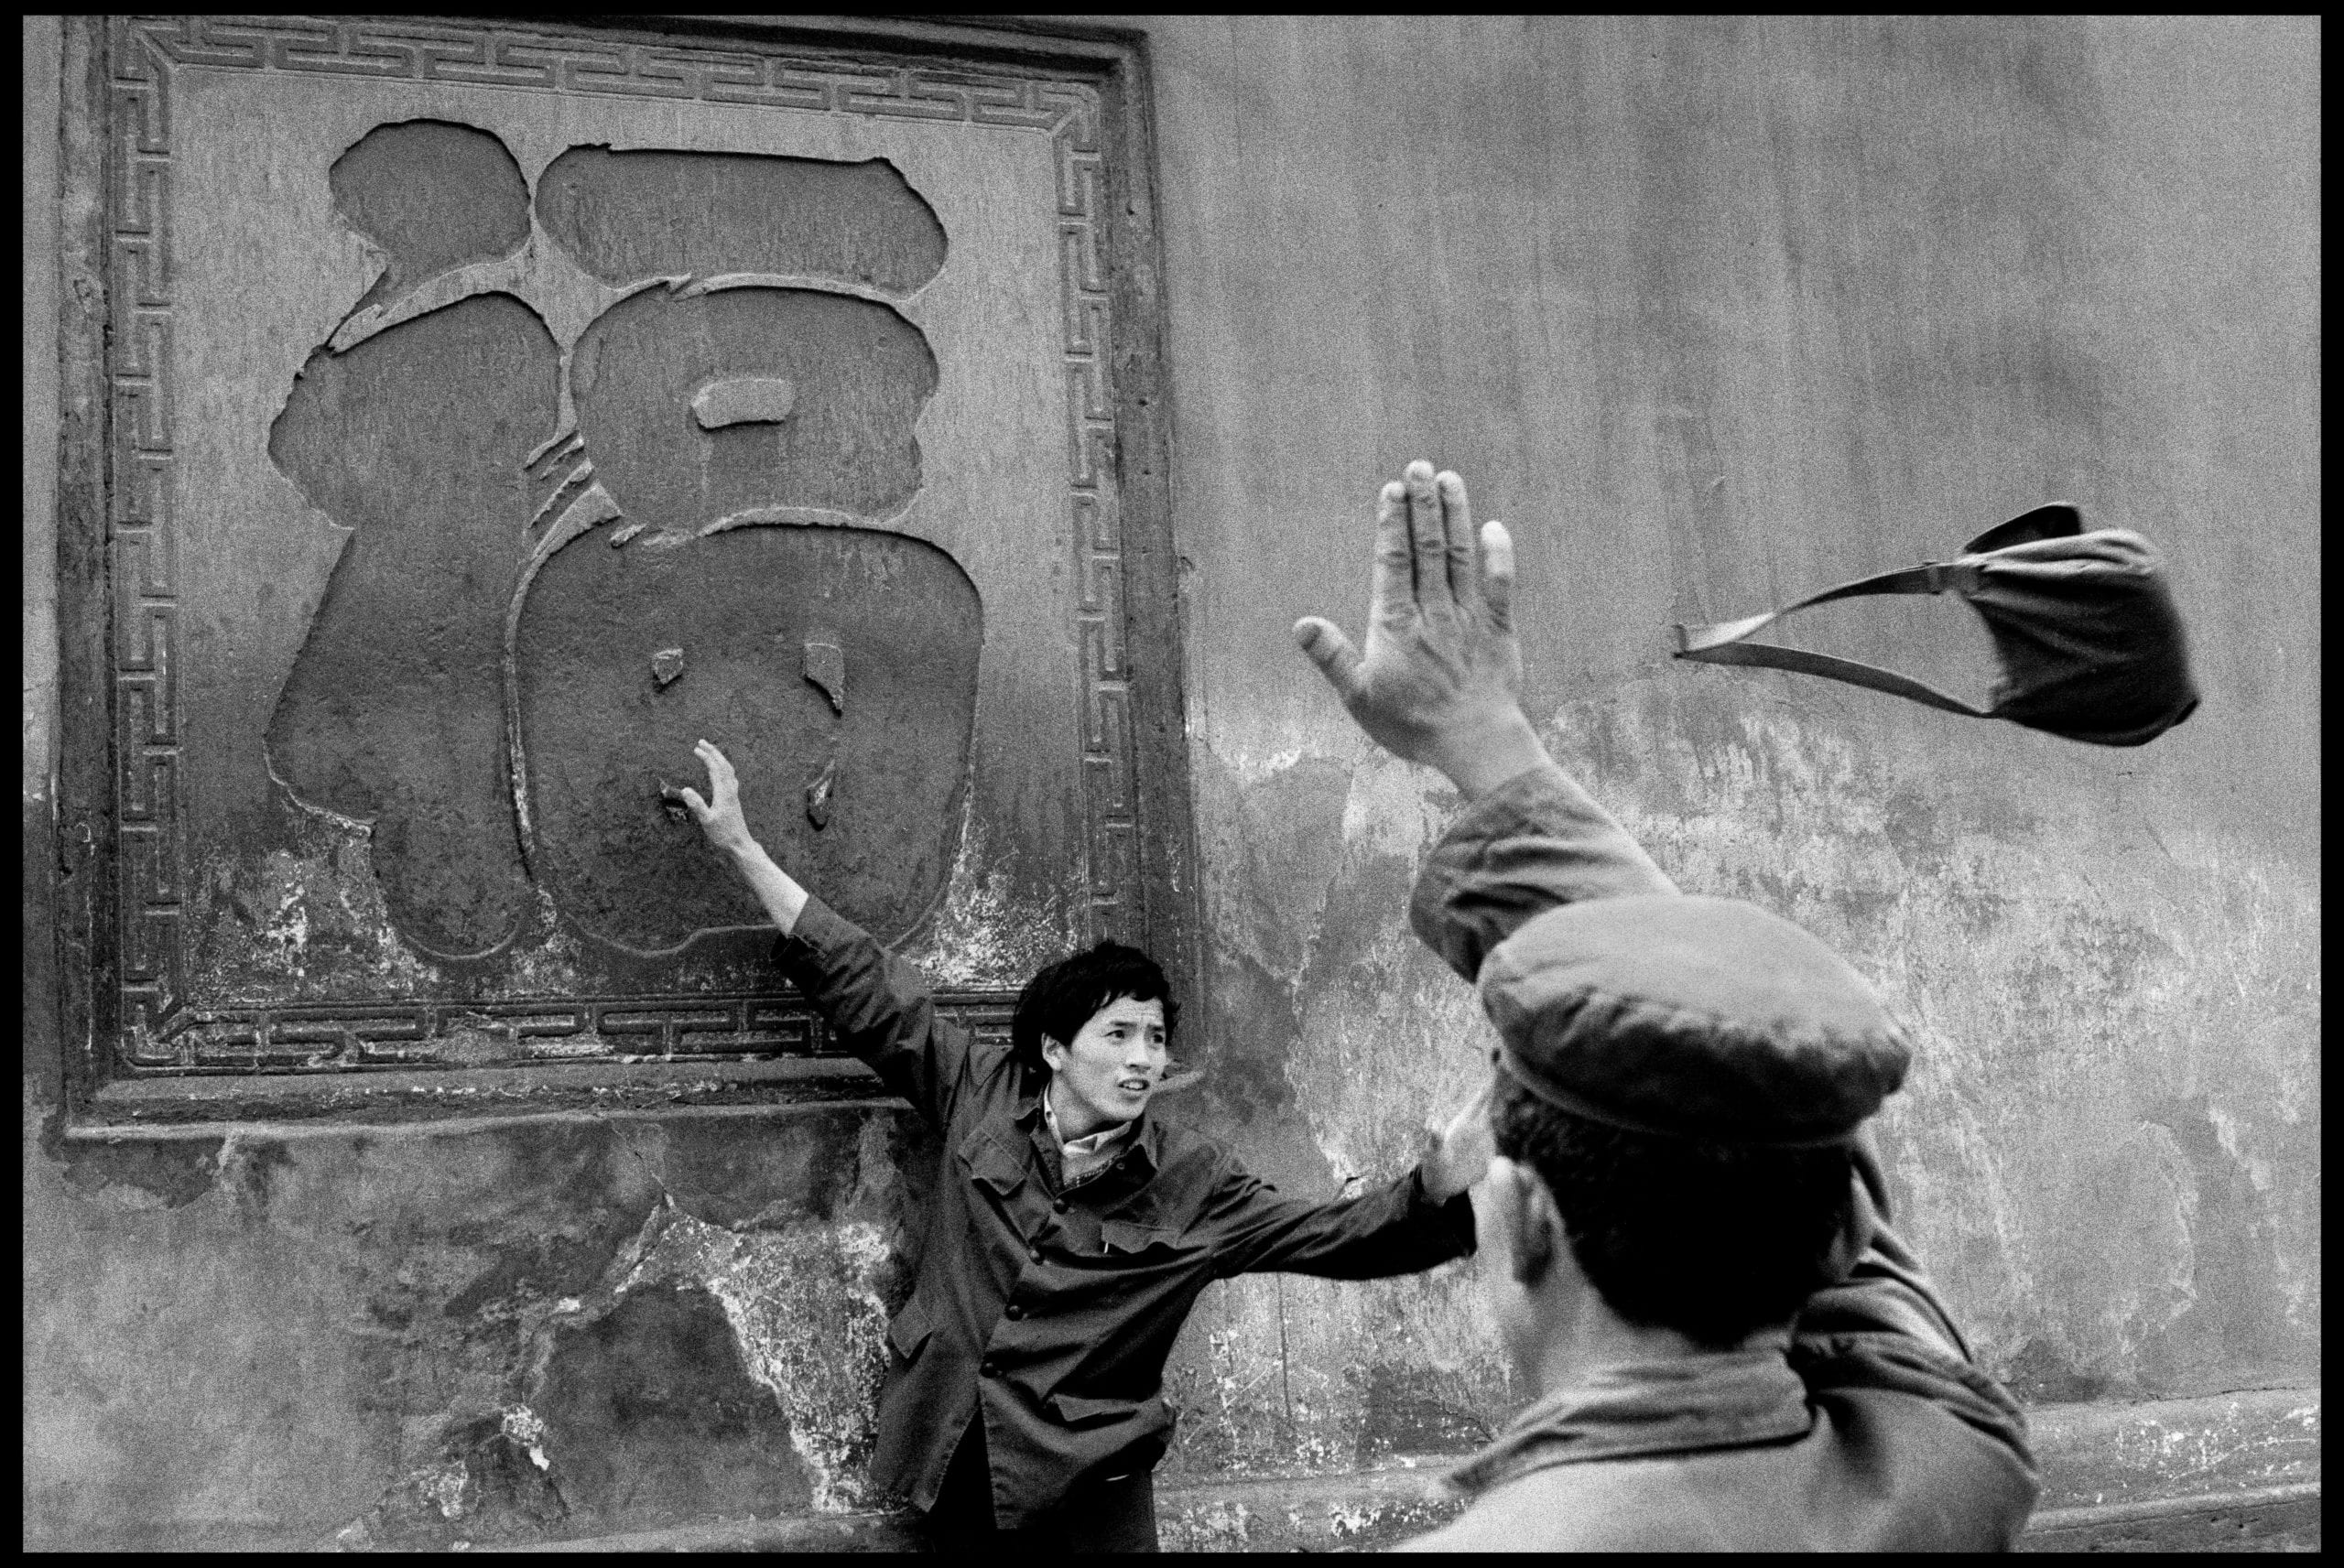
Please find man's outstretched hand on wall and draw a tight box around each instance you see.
[673,739,810,937]
[1294,460,1552,802]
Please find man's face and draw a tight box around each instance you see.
[1041,995,1168,1136]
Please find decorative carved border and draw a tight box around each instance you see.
[167,991,1020,1072]
[106,20,183,1061]
[103,16,1143,1074]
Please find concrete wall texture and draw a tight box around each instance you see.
[25,15,2318,1550]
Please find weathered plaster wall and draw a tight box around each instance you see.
[25,15,2317,1551]
[23,16,63,1105]
[1138,12,2319,1474]
[25,1099,933,1549]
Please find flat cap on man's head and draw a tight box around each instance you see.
[1478,895,1911,1147]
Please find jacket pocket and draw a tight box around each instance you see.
[1048,1389,1173,1433]
[956,1124,1028,1199]
[1100,1217,1179,1256]
[885,1296,933,1363]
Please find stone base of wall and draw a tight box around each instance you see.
[2019,1485,2320,1554]
[473,1388,2318,1554]
[480,1478,2322,1554]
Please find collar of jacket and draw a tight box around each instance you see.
[1012,1078,1167,1178]
[1446,1339,1813,1498]
[1038,1080,1137,1159]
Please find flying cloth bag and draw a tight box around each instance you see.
[1673,504,2199,747]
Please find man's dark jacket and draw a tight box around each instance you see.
[776,899,1476,1528]
[1399,763,2041,1552]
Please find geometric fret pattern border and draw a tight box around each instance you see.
[157,991,1020,1073]
[104,16,1145,1072]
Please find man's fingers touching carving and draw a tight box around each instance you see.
[678,739,757,856]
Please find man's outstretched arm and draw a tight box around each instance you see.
[1295,461,1676,980]
[1305,465,2035,1509]
[1207,1078,1495,1279]
[675,739,976,1128]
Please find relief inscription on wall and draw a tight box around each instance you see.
[91,19,1151,1082]
[266,119,975,964]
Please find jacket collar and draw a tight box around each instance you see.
[1040,1079,1136,1156]
[1014,1076,1166,1177]
[1447,1339,1813,1498]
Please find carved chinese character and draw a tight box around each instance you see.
[266,120,979,963]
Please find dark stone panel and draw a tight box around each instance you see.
[516,524,981,954]
[536,148,946,297]
[265,292,561,957]
[537,1281,815,1534]
[331,120,532,317]
[570,285,938,535]
[47,1128,224,1209]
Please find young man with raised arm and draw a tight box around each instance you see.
[675,730,1492,1551]
[1290,460,2038,1550]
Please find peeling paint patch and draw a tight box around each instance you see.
[486,889,591,1001]
[1152,1468,1466,1552]
[1338,749,1452,860]
[502,1405,550,1471]
[1208,739,1326,788]
[622,1206,894,1513]
[1195,748,1350,988]
[190,807,448,1005]
[2207,1104,2275,1195]
[420,1459,469,1519]
[332,1400,572,1552]
[214,1132,296,1221]
[1163,1498,1253,1548]
[260,883,310,970]
[902,803,1079,989]
[2029,1390,2327,1508]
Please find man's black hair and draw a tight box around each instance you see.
[1011,940,1177,1078]
[1490,1070,1855,1348]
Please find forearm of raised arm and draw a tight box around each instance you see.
[723,839,809,936]
[1427,706,1557,803]
[1408,761,1679,979]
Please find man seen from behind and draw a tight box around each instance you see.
[1293,460,2039,1552]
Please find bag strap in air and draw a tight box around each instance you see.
[1671,560,1990,719]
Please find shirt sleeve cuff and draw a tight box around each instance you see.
[775,892,855,961]
[1410,1163,1481,1255]
[1440,1188,1478,1253]
[772,893,881,1003]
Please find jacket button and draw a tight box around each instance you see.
[1027,1246,1043,1264]
[1052,1198,1069,1213]
[981,1360,999,1378]
[1005,1303,1024,1321]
